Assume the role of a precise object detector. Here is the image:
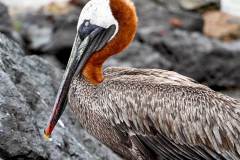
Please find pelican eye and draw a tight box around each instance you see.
[79,20,102,40]
[84,20,90,27]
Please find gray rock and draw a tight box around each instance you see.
[19,8,80,56]
[179,0,220,11]
[41,9,80,55]
[0,2,22,43]
[223,90,240,99]
[41,54,64,69]
[134,0,203,32]
[106,41,172,69]
[146,30,240,88]
[18,13,55,52]
[0,2,15,40]
[69,0,88,7]
[0,33,121,160]
[153,0,220,11]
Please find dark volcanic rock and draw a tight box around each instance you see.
[69,0,88,7]
[223,89,240,99]
[154,0,220,11]
[41,9,80,56]
[126,0,240,89]
[18,6,81,66]
[134,0,204,32]
[19,7,80,57]
[146,30,240,89]
[0,2,16,40]
[106,41,172,69]
[0,33,121,160]
[19,13,53,52]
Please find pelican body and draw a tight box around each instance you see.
[44,0,240,159]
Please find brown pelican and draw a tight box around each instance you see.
[44,0,240,159]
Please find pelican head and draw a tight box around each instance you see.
[44,0,137,139]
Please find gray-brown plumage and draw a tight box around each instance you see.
[69,67,240,160]
[44,0,240,159]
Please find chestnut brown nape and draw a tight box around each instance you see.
[82,0,137,85]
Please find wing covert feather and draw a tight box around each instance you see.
[96,67,240,159]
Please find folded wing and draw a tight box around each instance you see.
[97,67,240,160]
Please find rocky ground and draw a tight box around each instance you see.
[6,0,240,89]
[0,33,121,160]
[0,0,240,159]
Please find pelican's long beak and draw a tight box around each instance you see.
[44,23,116,139]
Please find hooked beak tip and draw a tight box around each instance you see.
[43,127,52,141]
